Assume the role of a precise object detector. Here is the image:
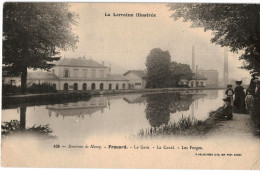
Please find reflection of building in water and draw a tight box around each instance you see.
[46,96,108,119]
[180,89,206,95]
[204,90,218,99]
[123,94,146,104]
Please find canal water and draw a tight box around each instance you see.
[2,90,224,143]
[3,90,260,169]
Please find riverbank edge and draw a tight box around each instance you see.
[89,87,225,96]
[2,87,224,109]
[2,92,91,109]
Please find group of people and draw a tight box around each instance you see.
[214,74,260,121]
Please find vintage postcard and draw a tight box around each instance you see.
[1,2,260,169]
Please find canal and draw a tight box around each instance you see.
[2,89,260,169]
[2,90,224,143]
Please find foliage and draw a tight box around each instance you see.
[2,84,22,95]
[3,3,79,93]
[138,115,211,137]
[1,120,54,138]
[168,4,260,75]
[169,61,193,86]
[2,83,57,95]
[251,101,260,137]
[27,83,57,93]
[145,48,172,88]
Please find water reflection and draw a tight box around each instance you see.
[2,105,54,138]
[20,106,26,130]
[2,90,220,142]
[46,96,108,119]
[145,92,207,128]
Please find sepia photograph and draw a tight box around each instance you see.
[1,1,260,169]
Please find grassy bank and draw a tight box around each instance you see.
[136,107,225,138]
[2,92,91,109]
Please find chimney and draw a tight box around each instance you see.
[192,45,195,73]
[196,65,198,79]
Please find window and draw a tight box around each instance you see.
[135,82,141,86]
[73,83,78,90]
[64,83,68,91]
[100,70,105,78]
[64,69,69,78]
[116,84,119,90]
[73,69,79,77]
[122,84,125,89]
[100,83,104,90]
[109,84,112,90]
[83,69,88,78]
[91,83,96,90]
[201,82,204,86]
[82,83,87,91]
[91,69,96,78]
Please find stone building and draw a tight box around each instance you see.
[179,73,207,88]
[199,69,218,88]
[123,70,147,89]
[6,57,129,91]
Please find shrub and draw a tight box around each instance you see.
[27,83,57,94]
[2,84,21,95]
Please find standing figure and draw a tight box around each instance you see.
[234,81,246,114]
[225,84,234,106]
[249,74,257,95]
[245,89,254,112]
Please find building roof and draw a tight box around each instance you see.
[191,73,207,80]
[28,71,58,80]
[54,58,107,68]
[108,74,129,81]
[123,70,147,78]
[180,73,207,80]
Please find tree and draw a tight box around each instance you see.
[168,4,260,75]
[3,3,78,93]
[170,61,192,86]
[145,48,171,88]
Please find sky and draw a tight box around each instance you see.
[61,3,250,81]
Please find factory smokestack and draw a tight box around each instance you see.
[192,45,195,73]
[224,48,228,84]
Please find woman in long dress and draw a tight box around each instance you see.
[234,81,246,113]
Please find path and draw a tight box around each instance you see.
[208,113,256,138]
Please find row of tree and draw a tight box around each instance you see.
[145,48,192,88]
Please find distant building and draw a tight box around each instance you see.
[123,70,147,89]
[179,73,207,88]
[199,69,219,88]
[3,57,129,91]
